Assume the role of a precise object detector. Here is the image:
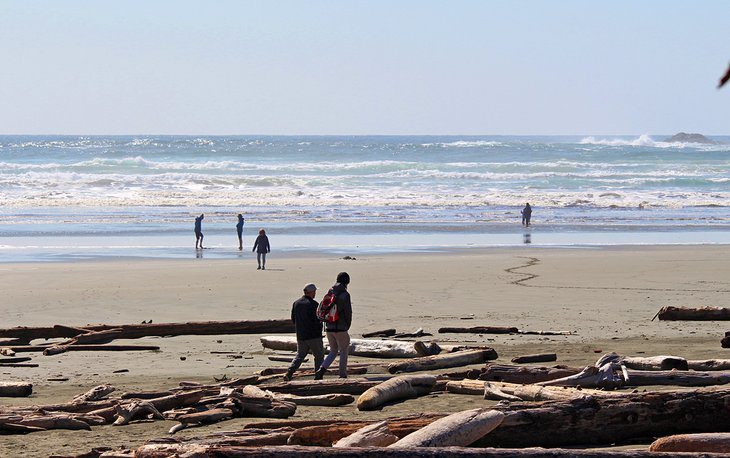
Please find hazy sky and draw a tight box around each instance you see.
[1,1,728,135]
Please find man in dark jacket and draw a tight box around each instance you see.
[283,283,324,381]
[521,203,532,227]
[314,272,352,379]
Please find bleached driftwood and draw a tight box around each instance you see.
[688,359,730,371]
[72,384,116,403]
[389,408,504,447]
[260,336,425,358]
[650,432,730,453]
[332,421,398,447]
[387,349,497,374]
[259,378,383,396]
[277,393,355,407]
[113,401,164,426]
[357,375,436,411]
[622,355,688,371]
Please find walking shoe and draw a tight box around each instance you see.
[257,266,261,270]
[313,368,325,380]
[282,369,294,381]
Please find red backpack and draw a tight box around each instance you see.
[316,287,339,323]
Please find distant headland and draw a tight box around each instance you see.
[663,132,722,144]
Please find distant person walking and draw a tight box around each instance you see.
[252,229,270,270]
[521,203,532,227]
[236,214,245,250]
[194,214,205,249]
[283,283,324,381]
[315,272,352,380]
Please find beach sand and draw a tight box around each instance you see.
[1,245,729,456]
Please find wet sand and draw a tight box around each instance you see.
[1,245,729,457]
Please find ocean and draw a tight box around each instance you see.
[1,135,728,261]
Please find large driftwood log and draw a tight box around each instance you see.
[362,329,396,338]
[439,326,518,334]
[333,421,398,448]
[657,306,730,321]
[478,364,581,383]
[0,319,294,341]
[623,369,730,387]
[688,359,730,371]
[133,445,730,457]
[511,354,556,364]
[479,381,623,401]
[259,378,384,396]
[73,385,116,403]
[260,336,425,358]
[0,381,33,397]
[475,387,730,448]
[259,364,372,377]
[389,408,504,448]
[387,349,497,374]
[650,433,730,453]
[277,393,355,407]
[357,375,437,411]
[286,413,446,446]
[622,355,688,370]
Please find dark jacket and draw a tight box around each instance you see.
[252,235,270,253]
[291,295,322,341]
[325,283,352,332]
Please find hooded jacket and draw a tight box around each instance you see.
[325,283,352,332]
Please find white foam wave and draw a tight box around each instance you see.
[422,140,503,148]
[579,135,730,150]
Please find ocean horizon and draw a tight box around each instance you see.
[1,134,728,261]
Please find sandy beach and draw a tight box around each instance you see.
[1,245,729,456]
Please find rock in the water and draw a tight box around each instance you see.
[664,132,720,144]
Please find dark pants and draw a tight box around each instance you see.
[288,337,325,373]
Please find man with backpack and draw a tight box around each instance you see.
[314,272,352,380]
[283,283,324,381]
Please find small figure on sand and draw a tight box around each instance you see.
[194,214,205,249]
[314,272,352,380]
[283,283,324,381]
[521,203,532,227]
[252,229,270,270]
[236,214,245,250]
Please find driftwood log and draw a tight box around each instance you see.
[478,364,581,383]
[439,326,518,335]
[132,444,730,457]
[389,408,504,448]
[0,381,33,397]
[357,375,437,411]
[0,319,294,341]
[259,378,384,396]
[650,433,730,453]
[511,354,556,364]
[622,355,688,371]
[387,349,497,374]
[362,329,396,338]
[260,336,427,358]
[688,359,730,371]
[476,387,730,448]
[333,421,398,447]
[2,344,161,354]
[657,306,730,321]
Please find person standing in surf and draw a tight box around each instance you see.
[194,214,205,249]
[521,203,532,227]
[252,229,270,270]
[236,214,245,250]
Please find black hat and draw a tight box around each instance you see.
[336,271,350,285]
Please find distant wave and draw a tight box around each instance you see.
[579,135,729,150]
[422,140,503,148]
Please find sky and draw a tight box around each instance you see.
[0,1,728,135]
